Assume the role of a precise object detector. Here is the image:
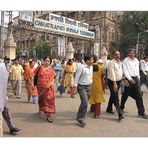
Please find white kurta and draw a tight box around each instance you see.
[0,62,8,136]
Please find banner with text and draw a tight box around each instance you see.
[34,17,94,39]
[49,13,89,31]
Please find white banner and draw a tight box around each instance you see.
[49,13,89,31]
[34,18,95,39]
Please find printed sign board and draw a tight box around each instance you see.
[19,11,33,22]
[34,18,95,39]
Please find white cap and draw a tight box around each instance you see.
[98,59,103,63]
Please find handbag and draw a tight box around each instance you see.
[34,66,41,86]
[93,64,99,72]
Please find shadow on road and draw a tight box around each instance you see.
[12,112,48,124]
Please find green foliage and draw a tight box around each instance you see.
[33,42,51,58]
[16,47,20,57]
[109,41,119,56]
[119,11,148,56]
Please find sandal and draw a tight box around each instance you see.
[47,117,53,123]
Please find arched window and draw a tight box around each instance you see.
[91,11,97,20]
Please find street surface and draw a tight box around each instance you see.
[3,82,148,137]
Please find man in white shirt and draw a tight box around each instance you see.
[120,48,147,119]
[0,61,8,136]
[106,50,124,121]
[140,56,148,89]
[52,59,62,90]
[0,60,20,136]
[73,55,93,127]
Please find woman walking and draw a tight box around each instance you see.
[25,60,38,103]
[36,57,56,122]
[89,55,105,119]
[64,59,75,98]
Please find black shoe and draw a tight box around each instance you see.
[77,120,86,127]
[28,97,31,102]
[106,110,114,114]
[14,128,20,132]
[118,115,124,121]
[10,128,20,135]
[138,114,148,119]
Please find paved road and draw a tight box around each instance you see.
[3,83,148,137]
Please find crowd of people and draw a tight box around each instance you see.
[0,47,148,136]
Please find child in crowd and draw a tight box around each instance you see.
[31,86,38,104]
[57,78,65,96]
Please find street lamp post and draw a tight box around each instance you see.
[136,30,148,59]
[135,22,146,59]
[136,32,140,58]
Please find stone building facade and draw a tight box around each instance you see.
[12,11,123,58]
[0,26,8,57]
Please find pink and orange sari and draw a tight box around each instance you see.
[37,66,56,117]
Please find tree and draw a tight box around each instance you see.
[16,47,20,57]
[33,42,51,59]
[109,41,119,56]
[119,11,148,58]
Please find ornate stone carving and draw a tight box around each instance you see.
[66,42,75,59]
[4,33,16,59]
[101,47,108,68]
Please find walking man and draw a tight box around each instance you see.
[120,48,147,119]
[52,59,61,91]
[73,55,93,127]
[106,50,124,120]
[9,58,24,98]
[0,59,8,136]
[140,56,148,89]
[2,96,20,135]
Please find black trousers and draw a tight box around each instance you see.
[140,71,148,89]
[120,77,145,116]
[2,106,15,130]
[106,79,123,116]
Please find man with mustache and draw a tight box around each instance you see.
[106,50,124,121]
[120,48,147,119]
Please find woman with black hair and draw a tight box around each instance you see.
[64,59,75,98]
[89,55,105,118]
[36,56,56,122]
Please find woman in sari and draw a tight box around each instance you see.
[64,59,75,98]
[25,60,38,103]
[37,56,56,122]
[89,55,105,119]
